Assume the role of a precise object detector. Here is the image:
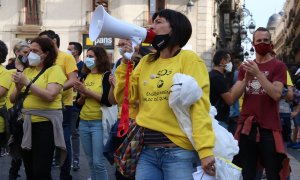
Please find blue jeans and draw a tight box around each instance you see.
[135,146,200,180]
[61,106,72,180]
[79,120,108,180]
[218,121,229,130]
[71,110,80,163]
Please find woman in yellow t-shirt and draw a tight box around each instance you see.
[74,46,111,180]
[115,9,215,179]
[5,40,30,179]
[10,37,66,180]
[0,40,11,156]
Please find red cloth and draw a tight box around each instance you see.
[118,61,133,137]
[234,116,290,180]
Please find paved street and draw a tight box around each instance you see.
[0,147,299,179]
[0,145,116,180]
[287,148,300,180]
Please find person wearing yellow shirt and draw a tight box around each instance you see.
[10,37,66,180]
[39,30,77,179]
[115,9,215,179]
[74,46,111,180]
[5,40,30,180]
[0,40,11,157]
[280,71,294,144]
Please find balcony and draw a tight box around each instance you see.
[17,9,42,33]
[18,9,41,26]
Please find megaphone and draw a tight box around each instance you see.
[89,5,155,59]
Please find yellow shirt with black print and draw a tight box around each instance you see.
[114,50,215,159]
[80,73,104,120]
[23,65,67,122]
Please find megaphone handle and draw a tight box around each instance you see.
[124,51,134,60]
[123,37,142,60]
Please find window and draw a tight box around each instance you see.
[149,0,165,20]
[24,0,40,25]
[93,0,108,11]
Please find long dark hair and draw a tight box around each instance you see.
[82,46,111,75]
[0,40,8,63]
[30,37,58,69]
[149,9,192,61]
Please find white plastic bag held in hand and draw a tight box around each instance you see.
[193,157,242,180]
[210,106,239,161]
[214,157,242,180]
[101,105,118,145]
[193,166,216,180]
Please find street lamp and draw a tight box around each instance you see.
[232,18,239,34]
[250,47,255,55]
[240,25,248,40]
[232,2,256,39]
[244,51,250,59]
[232,1,256,58]
[186,0,194,12]
[247,14,256,34]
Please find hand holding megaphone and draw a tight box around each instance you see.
[89,5,155,60]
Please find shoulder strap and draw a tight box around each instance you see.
[100,71,112,107]
[12,67,48,113]
[21,67,48,100]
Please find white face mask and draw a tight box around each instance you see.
[118,48,123,55]
[85,57,96,70]
[66,50,72,55]
[225,62,233,72]
[28,52,41,66]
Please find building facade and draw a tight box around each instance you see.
[0,0,241,68]
[271,0,300,65]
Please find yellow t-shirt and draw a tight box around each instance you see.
[0,65,12,132]
[5,69,17,110]
[117,102,138,119]
[115,50,215,159]
[0,65,12,107]
[287,71,293,86]
[55,51,77,106]
[23,65,67,122]
[80,73,103,120]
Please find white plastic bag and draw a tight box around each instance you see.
[214,157,242,180]
[193,166,215,180]
[193,157,242,180]
[210,106,239,161]
[101,105,118,145]
[169,73,202,148]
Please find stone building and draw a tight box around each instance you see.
[0,0,241,68]
[271,0,300,65]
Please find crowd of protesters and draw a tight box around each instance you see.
[0,7,299,180]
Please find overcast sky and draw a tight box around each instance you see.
[245,0,286,28]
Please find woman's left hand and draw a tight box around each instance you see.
[201,155,216,176]
[12,72,30,86]
[74,80,86,94]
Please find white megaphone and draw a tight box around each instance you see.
[89,5,155,59]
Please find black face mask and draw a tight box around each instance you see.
[17,55,28,64]
[151,34,170,51]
